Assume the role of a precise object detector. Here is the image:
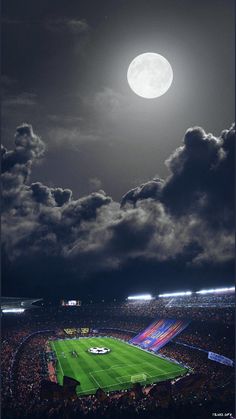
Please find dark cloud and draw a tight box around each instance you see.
[1,124,45,211]
[2,124,45,173]
[2,92,37,107]
[31,182,72,207]
[45,18,90,35]
[122,124,235,229]
[121,178,164,206]
[52,187,73,207]
[162,124,235,229]
[1,123,235,294]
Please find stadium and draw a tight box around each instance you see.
[1,287,235,419]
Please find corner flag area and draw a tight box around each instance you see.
[50,337,187,396]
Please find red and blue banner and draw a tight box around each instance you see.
[130,319,189,352]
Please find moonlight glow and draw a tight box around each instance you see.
[127,53,173,99]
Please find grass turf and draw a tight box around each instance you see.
[50,337,187,396]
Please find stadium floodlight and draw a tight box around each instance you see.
[2,308,25,313]
[127,294,153,300]
[158,291,192,298]
[196,287,235,295]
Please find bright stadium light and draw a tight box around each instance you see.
[127,294,153,300]
[2,308,25,313]
[196,287,235,295]
[158,291,192,298]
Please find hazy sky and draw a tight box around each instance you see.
[2,0,235,299]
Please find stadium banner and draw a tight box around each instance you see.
[64,328,77,335]
[61,300,81,306]
[130,319,189,352]
[80,327,90,334]
[208,352,234,367]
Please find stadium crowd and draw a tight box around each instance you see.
[1,326,35,405]
[173,321,234,359]
[159,343,234,389]
[1,297,235,419]
[116,300,234,324]
[2,389,234,419]
[51,296,234,325]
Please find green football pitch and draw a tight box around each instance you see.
[50,337,187,396]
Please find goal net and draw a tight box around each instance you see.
[131,373,147,383]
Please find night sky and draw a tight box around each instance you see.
[1,0,235,300]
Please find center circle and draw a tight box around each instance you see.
[88,347,111,355]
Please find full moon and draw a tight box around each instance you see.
[127,53,173,99]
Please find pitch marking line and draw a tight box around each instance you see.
[139,361,184,376]
[90,360,178,375]
[91,363,137,374]
[88,375,124,390]
[89,362,184,380]
[89,372,102,388]
[52,339,186,394]
[78,369,185,394]
[52,342,64,378]
[116,369,185,385]
[78,387,97,394]
[147,369,186,380]
[116,376,131,384]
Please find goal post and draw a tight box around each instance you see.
[131,373,147,383]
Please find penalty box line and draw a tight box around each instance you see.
[144,368,187,381]
[91,360,168,375]
[89,372,124,390]
[115,368,186,385]
[89,362,183,379]
[89,372,102,388]
[91,363,137,374]
[85,369,184,392]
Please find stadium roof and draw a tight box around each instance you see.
[1,297,43,311]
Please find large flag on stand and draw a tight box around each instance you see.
[172,374,203,395]
[131,382,144,400]
[40,380,61,401]
[40,377,80,401]
[95,388,107,401]
[149,382,172,407]
[63,376,80,388]
[62,376,80,399]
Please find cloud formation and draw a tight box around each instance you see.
[122,125,234,221]
[2,92,37,107]
[1,123,235,285]
[45,18,90,35]
[47,126,99,149]
[1,124,45,210]
[88,177,103,192]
